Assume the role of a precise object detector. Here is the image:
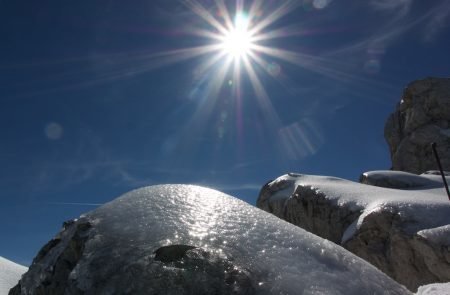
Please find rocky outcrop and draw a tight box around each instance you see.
[257,179,360,245]
[385,77,450,174]
[257,173,450,292]
[344,209,450,292]
[11,185,411,295]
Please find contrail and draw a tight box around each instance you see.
[46,202,103,206]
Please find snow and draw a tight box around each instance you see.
[20,184,410,294]
[362,170,442,188]
[418,225,450,246]
[416,283,450,295]
[266,171,450,241]
[0,257,27,295]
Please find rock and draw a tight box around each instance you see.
[258,183,360,245]
[11,185,411,295]
[257,174,450,292]
[9,219,92,295]
[153,245,197,263]
[385,77,450,174]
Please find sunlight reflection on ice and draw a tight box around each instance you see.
[36,185,411,294]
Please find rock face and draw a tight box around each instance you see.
[385,77,450,174]
[10,185,411,295]
[257,173,450,292]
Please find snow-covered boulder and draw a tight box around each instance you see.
[257,172,450,291]
[11,185,411,294]
[0,257,27,295]
[384,77,450,174]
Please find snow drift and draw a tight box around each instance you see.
[11,185,410,294]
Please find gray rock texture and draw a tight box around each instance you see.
[257,174,450,292]
[344,209,450,292]
[385,77,450,174]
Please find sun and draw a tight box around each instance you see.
[220,13,254,59]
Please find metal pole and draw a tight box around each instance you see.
[431,142,450,201]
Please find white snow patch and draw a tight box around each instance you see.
[418,225,450,246]
[341,219,358,244]
[0,257,27,295]
[416,282,450,295]
[362,170,441,188]
[267,172,450,242]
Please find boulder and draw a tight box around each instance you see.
[10,185,410,295]
[385,77,450,174]
[257,173,450,292]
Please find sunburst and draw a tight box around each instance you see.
[178,0,306,129]
[219,12,255,60]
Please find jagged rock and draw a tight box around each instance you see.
[10,185,411,295]
[257,173,450,292]
[385,77,450,174]
[9,218,92,295]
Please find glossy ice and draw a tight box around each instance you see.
[20,185,411,294]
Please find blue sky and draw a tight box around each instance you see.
[1,0,449,265]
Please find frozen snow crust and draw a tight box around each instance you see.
[257,171,450,291]
[12,185,410,294]
[0,257,27,295]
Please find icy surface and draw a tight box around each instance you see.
[416,282,450,295]
[266,172,450,239]
[0,257,27,295]
[20,185,410,294]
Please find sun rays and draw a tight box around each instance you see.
[183,0,300,86]
[178,0,306,135]
[219,12,254,60]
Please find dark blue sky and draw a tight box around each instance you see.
[1,0,449,265]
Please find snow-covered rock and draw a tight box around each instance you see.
[11,185,411,294]
[416,282,450,295]
[384,77,450,174]
[359,170,443,189]
[257,172,450,291]
[0,257,27,295]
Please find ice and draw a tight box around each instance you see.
[0,257,27,295]
[20,185,410,294]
